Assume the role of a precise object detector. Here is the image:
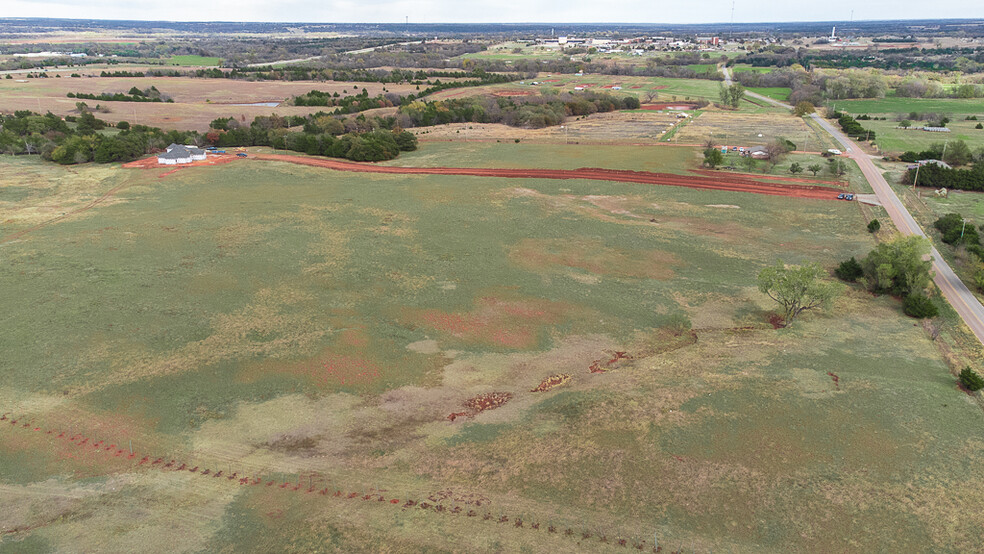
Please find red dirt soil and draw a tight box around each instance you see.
[253,154,843,201]
[491,90,535,97]
[122,153,240,171]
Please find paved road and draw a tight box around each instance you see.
[722,65,984,345]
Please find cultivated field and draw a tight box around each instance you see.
[1,146,982,552]
[672,112,825,150]
[410,110,681,145]
[425,73,782,114]
[0,77,422,131]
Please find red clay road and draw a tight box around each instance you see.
[253,154,843,201]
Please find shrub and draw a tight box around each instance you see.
[977,123,983,130]
[902,294,939,318]
[959,367,984,391]
[835,256,863,281]
[867,219,880,233]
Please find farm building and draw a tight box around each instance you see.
[157,144,207,165]
[921,126,951,132]
[748,146,770,160]
[916,159,952,169]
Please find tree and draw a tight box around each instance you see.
[739,155,758,172]
[703,147,724,168]
[943,140,973,166]
[719,83,745,109]
[860,235,933,296]
[792,101,815,116]
[827,158,846,176]
[644,90,659,103]
[116,120,130,130]
[757,260,838,327]
[959,367,984,391]
[902,293,938,318]
[977,123,984,130]
[835,256,864,281]
[898,120,912,129]
[867,219,881,233]
[789,162,803,174]
[808,163,822,176]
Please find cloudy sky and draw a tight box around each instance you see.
[4,0,982,23]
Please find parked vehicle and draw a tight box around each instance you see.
[237,153,248,158]
[837,193,845,200]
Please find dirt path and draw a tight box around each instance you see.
[254,154,843,200]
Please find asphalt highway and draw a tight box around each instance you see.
[721,65,984,345]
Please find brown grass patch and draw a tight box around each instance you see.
[509,238,680,280]
[405,296,573,349]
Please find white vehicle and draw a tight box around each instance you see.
[828,149,843,155]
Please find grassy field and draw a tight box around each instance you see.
[1,149,982,552]
[409,110,680,145]
[731,64,774,74]
[747,87,791,101]
[382,141,697,173]
[834,96,984,116]
[426,74,782,114]
[168,55,223,66]
[673,111,824,148]
[865,119,984,153]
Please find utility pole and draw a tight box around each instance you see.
[912,163,920,191]
[941,140,949,163]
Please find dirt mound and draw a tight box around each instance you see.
[531,374,572,392]
[448,392,513,420]
[252,154,843,201]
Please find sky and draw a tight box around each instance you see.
[3,0,982,24]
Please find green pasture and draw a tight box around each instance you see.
[834,96,984,116]
[1,151,982,552]
[731,64,774,74]
[747,86,791,101]
[861,119,984,153]
[168,55,222,66]
[381,141,696,173]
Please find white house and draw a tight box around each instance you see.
[157,144,207,165]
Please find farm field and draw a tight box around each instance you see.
[746,87,791,101]
[425,74,782,114]
[835,96,984,116]
[731,64,774,74]
[672,112,826,150]
[168,55,222,66]
[859,119,984,153]
[0,77,420,131]
[1,151,982,552]
[410,110,680,145]
[382,141,696,173]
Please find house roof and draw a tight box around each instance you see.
[917,159,952,169]
[166,143,182,152]
[160,146,191,159]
